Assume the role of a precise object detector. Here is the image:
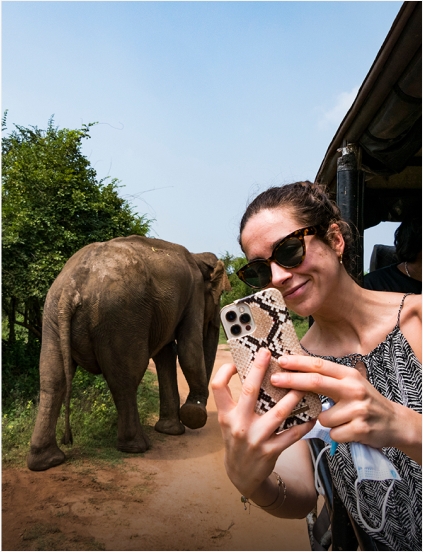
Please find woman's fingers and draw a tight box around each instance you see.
[271,370,341,401]
[278,354,348,378]
[270,355,364,401]
[211,362,237,412]
[276,418,317,449]
[236,348,272,416]
[213,350,309,438]
[262,388,306,436]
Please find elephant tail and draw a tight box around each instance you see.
[57,287,81,446]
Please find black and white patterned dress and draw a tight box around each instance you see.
[303,294,422,551]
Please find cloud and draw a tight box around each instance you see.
[318,85,360,130]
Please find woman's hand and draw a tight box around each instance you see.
[271,355,422,463]
[211,348,316,499]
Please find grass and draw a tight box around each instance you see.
[21,522,105,551]
[2,368,160,467]
[292,315,310,340]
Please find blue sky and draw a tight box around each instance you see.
[3,1,402,270]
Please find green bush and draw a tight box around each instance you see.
[2,366,160,466]
[2,337,41,411]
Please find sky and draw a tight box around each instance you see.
[3,0,403,271]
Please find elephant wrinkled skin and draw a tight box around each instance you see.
[27,236,231,471]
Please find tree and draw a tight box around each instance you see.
[219,252,252,307]
[2,114,151,343]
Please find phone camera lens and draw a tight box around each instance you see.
[239,313,251,324]
[225,311,237,322]
[230,324,242,336]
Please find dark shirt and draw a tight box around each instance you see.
[364,263,422,294]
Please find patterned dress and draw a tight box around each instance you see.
[302,294,422,551]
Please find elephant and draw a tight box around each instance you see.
[27,235,231,471]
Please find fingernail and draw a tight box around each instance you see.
[278,356,288,366]
[270,374,281,383]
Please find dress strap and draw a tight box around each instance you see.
[300,343,313,356]
[396,293,413,327]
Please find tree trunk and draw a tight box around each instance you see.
[7,297,16,345]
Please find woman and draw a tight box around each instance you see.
[212,181,421,551]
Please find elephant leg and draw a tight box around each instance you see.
[104,364,151,454]
[176,330,209,430]
[153,342,185,435]
[203,323,220,382]
[27,335,70,471]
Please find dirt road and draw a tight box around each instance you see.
[2,345,312,551]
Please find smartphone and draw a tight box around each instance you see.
[220,288,321,431]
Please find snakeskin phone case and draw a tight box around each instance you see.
[221,288,321,431]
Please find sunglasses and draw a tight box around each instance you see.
[237,226,318,289]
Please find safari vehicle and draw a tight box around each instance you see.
[316,0,421,285]
[307,2,421,550]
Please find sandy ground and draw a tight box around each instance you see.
[2,345,312,551]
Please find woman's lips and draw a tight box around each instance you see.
[283,280,309,299]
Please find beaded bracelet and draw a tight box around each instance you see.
[241,472,287,512]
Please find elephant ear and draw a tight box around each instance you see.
[209,260,231,305]
[192,254,231,305]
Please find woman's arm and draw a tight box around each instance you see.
[401,293,422,362]
[211,348,318,519]
[247,439,317,519]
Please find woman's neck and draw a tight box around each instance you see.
[301,281,400,358]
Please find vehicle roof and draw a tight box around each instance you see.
[315,1,421,229]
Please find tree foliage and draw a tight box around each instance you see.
[2,114,151,343]
[219,252,252,307]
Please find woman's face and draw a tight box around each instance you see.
[240,207,343,317]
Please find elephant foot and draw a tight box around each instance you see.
[27,444,66,471]
[116,433,150,454]
[61,427,73,445]
[179,401,207,430]
[155,418,185,435]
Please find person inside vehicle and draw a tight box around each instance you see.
[364,215,422,294]
[212,181,421,551]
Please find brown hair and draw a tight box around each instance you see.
[239,180,355,274]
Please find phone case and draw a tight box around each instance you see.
[221,288,322,431]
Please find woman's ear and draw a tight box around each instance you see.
[327,223,345,256]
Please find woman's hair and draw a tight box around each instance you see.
[239,180,355,274]
[395,216,422,262]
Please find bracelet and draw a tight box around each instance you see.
[241,472,287,512]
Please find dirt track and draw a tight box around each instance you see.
[2,345,312,551]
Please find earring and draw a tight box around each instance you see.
[339,254,343,265]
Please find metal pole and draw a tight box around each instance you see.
[336,144,365,284]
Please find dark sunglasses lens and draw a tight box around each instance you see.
[242,262,272,288]
[274,237,304,268]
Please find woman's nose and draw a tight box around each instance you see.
[270,261,292,287]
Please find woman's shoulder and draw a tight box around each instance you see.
[370,290,421,325]
[391,292,423,326]
[365,290,420,314]
[404,292,422,316]
[400,294,422,363]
